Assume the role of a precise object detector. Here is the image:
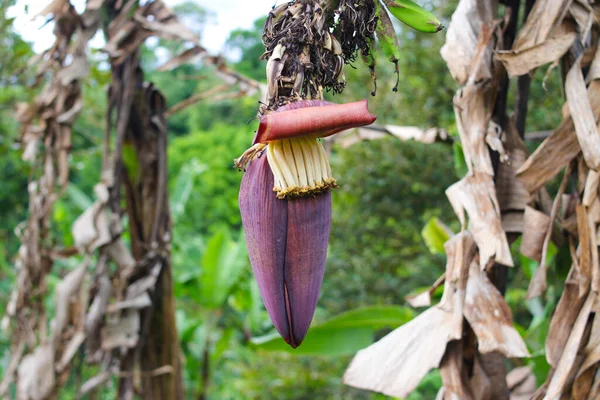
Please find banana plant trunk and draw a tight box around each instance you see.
[105,2,183,398]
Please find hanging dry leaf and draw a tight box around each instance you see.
[516,117,580,194]
[439,340,476,400]
[507,367,536,400]
[545,291,595,399]
[464,263,530,357]
[447,174,513,268]
[440,0,498,85]
[72,203,111,252]
[496,21,577,78]
[565,56,600,170]
[405,273,446,308]
[582,170,599,206]
[520,206,551,261]
[344,232,476,398]
[343,306,458,398]
[16,345,55,400]
[496,121,530,212]
[156,46,205,72]
[101,310,140,350]
[546,267,589,367]
[511,0,572,51]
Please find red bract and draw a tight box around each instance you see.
[253,100,376,144]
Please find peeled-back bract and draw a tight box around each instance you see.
[239,155,332,347]
[253,100,377,144]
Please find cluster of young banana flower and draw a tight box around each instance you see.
[236,0,442,348]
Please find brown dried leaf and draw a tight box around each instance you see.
[344,232,477,398]
[496,21,577,78]
[405,273,446,308]
[571,365,596,399]
[327,125,448,149]
[106,239,135,273]
[21,127,43,162]
[577,204,593,283]
[439,233,478,339]
[569,0,594,42]
[516,117,580,194]
[103,21,148,63]
[566,57,600,170]
[527,162,572,298]
[33,0,70,19]
[72,203,111,252]
[546,291,595,398]
[520,206,551,262]
[496,122,530,212]
[453,80,494,176]
[56,96,83,124]
[134,1,200,45]
[80,372,112,396]
[51,261,88,344]
[440,0,498,85]
[439,340,475,400]
[107,293,151,312]
[343,306,458,398]
[583,170,599,207]
[157,46,205,72]
[56,331,85,373]
[86,0,106,11]
[547,267,589,367]
[446,174,513,268]
[16,345,55,400]
[579,309,600,374]
[56,56,89,86]
[511,0,572,51]
[126,262,162,298]
[588,40,600,82]
[464,263,530,358]
[589,211,600,293]
[100,310,140,350]
[507,366,536,400]
[384,125,448,144]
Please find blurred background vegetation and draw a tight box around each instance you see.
[0,0,566,398]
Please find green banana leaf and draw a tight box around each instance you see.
[198,228,247,309]
[421,217,452,255]
[170,158,207,224]
[66,183,93,211]
[250,305,415,355]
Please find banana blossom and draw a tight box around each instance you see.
[238,100,376,347]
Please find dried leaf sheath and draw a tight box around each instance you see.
[239,154,331,347]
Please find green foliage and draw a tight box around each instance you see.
[226,17,268,82]
[324,138,458,314]
[174,225,254,397]
[452,141,469,176]
[170,158,207,223]
[421,217,452,255]
[252,306,415,355]
[168,123,252,236]
[197,228,247,308]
